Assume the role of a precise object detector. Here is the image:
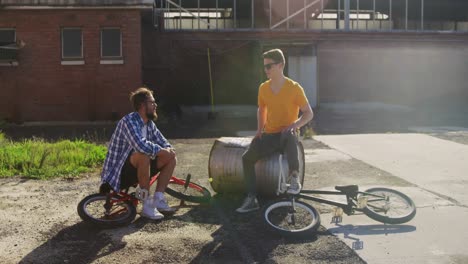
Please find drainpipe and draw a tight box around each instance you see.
[344,0,350,31]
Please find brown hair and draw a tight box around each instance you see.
[130,87,153,111]
[262,48,285,64]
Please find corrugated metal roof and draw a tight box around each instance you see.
[0,0,153,7]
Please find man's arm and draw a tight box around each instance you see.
[123,118,161,156]
[283,103,314,133]
[152,125,175,160]
[154,128,172,149]
[298,103,314,127]
[256,105,267,138]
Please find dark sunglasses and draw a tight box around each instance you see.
[146,100,157,106]
[264,62,280,70]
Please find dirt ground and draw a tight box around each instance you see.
[0,138,370,264]
[2,131,466,264]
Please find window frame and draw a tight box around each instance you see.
[0,28,16,45]
[61,27,84,62]
[100,27,123,63]
[0,28,18,66]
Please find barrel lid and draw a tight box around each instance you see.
[215,137,252,148]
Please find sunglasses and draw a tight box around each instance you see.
[264,62,280,70]
[146,100,157,106]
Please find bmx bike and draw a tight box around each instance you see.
[77,173,211,228]
[262,154,417,238]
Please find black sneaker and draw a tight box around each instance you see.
[235,195,260,213]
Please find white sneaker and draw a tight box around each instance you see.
[141,198,164,220]
[287,172,302,195]
[154,197,177,212]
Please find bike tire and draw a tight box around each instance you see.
[165,181,211,204]
[361,187,416,224]
[262,199,320,238]
[77,193,137,228]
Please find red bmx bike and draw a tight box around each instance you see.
[77,173,211,228]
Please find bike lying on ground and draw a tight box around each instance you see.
[262,154,417,238]
[77,173,211,228]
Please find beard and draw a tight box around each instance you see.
[146,110,158,121]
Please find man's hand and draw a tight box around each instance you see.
[282,123,297,134]
[158,147,176,159]
[254,130,263,139]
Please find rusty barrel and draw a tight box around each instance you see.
[208,137,305,197]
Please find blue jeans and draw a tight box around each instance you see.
[242,131,299,196]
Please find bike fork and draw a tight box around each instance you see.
[104,193,112,216]
[287,197,297,225]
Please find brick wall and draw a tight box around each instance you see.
[0,9,143,122]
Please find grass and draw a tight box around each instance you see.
[0,132,107,179]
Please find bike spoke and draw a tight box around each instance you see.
[267,203,316,232]
[86,199,130,221]
[365,191,413,217]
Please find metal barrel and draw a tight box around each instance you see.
[208,137,305,197]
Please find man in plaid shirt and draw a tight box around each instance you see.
[101,87,177,220]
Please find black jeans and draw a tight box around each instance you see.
[242,131,299,196]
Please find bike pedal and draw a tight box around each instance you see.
[331,215,342,224]
[135,187,149,201]
[352,240,364,250]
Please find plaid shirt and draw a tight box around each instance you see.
[101,112,171,191]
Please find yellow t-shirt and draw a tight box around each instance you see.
[258,77,309,133]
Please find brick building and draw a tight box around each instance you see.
[1,0,467,123]
[0,0,152,122]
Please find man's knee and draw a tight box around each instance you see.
[169,156,177,167]
[160,155,177,170]
[243,138,262,162]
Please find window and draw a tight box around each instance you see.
[0,29,16,46]
[61,28,83,60]
[0,29,18,65]
[101,28,122,59]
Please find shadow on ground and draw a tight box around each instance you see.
[20,220,137,264]
[186,194,320,263]
[20,194,363,264]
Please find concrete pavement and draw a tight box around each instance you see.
[314,133,468,206]
[313,133,468,264]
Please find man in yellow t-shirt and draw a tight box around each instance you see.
[236,49,314,213]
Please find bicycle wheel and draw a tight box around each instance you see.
[361,187,416,224]
[77,193,137,228]
[263,199,320,238]
[165,180,211,204]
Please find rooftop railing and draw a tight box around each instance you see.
[153,0,468,32]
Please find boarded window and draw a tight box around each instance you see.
[101,28,121,58]
[0,29,16,46]
[62,28,82,59]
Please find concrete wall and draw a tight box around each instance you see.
[0,9,143,122]
[317,40,468,108]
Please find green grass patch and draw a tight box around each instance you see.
[0,132,107,179]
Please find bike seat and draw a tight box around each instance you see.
[335,185,358,194]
